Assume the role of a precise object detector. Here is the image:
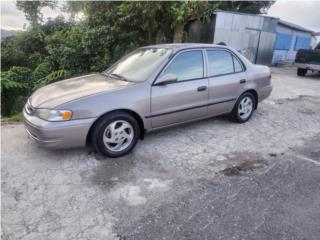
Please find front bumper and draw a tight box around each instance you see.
[23,109,95,149]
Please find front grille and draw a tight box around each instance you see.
[25,100,36,115]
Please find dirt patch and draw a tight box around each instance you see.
[268,152,285,157]
[275,95,313,105]
[222,159,268,176]
[298,109,316,115]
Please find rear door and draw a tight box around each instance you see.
[205,49,247,116]
[150,49,208,128]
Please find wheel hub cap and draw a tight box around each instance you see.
[103,120,134,152]
[238,97,253,120]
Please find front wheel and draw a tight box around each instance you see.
[230,92,255,123]
[91,112,140,157]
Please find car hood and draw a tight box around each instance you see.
[30,73,134,108]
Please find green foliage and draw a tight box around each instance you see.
[1,67,32,87]
[45,26,87,73]
[9,97,26,116]
[41,15,74,35]
[33,69,71,90]
[18,28,47,55]
[1,36,28,71]
[1,77,25,90]
[16,0,57,26]
[1,29,47,70]
[3,113,23,122]
[1,67,32,116]
[32,60,52,80]
[45,23,114,73]
[28,52,46,69]
[218,1,274,14]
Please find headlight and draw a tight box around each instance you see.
[35,109,73,121]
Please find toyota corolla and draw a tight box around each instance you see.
[23,43,272,157]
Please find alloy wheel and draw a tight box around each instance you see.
[238,96,253,120]
[103,120,134,152]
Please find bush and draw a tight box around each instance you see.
[28,52,46,69]
[1,67,32,89]
[1,36,28,71]
[32,60,51,80]
[9,96,26,116]
[3,113,23,122]
[1,67,32,116]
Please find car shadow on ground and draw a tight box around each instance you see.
[32,114,233,186]
[144,114,233,137]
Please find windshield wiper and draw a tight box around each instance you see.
[105,72,132,82]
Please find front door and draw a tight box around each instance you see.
[150,49,208,128]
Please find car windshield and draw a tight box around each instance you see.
[104,48,172,82]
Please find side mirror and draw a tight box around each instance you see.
[155,74,177,85]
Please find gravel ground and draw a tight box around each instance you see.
[2,67,320,240]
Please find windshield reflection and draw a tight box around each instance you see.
[105,48,172,82]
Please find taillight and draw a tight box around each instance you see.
[268,74,272,80]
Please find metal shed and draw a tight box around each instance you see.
[272,20,313,64]
[186,11,314,66]
[213,11,278,65]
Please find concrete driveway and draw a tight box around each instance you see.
[2,67,320,240]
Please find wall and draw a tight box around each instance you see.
[212,12,277,65]
[272,24,311,64]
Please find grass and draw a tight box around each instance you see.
[2,113,23,122]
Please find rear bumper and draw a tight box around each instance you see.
[258,85,273,102]
[23,109,95,149]
[295,63,320,71]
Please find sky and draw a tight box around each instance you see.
[1,0,320,33]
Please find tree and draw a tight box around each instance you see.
[64,1,275,44]
[168,1,219,42]
[1,67,32,116]
[218,1,275,14]
[41,15,74,35]
[1,36,28,71]
[16,0,57,26]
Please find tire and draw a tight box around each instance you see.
[297,68,307,76]
[91,111,140,157]
[230,92,256,123]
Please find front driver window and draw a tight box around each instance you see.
[163,50,204,81]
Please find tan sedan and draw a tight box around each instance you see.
[23,44,272,157]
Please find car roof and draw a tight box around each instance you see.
[142,43,230,52]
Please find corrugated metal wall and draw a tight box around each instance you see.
[186,11,312,66]
[212,12,277,65]
[272,24,311,64]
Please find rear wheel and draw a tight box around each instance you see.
[230,92,255,123]
[297,68,307,76]
[91,112,140,157]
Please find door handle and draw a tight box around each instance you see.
[239,79,246,84]
[197,86,207,92]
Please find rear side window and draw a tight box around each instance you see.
[233,56,243,72]
[163,50,203,81]
[207,50,234,76]
[207,50,243,76]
